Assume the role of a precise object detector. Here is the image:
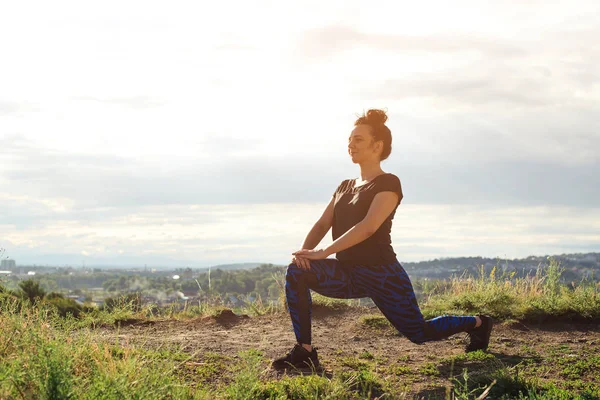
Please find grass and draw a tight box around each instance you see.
[360,314,393,330]
[0,304,207,399]
[0,301,407,399]
[421,258,600,322]
[2,257,600,399]
[222,349,389,399]
[311,292,361,311]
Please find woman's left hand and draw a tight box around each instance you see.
[292,249,330,260]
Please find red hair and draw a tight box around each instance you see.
[355,109,392,161]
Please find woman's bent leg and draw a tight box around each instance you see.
[355,262,476,344]
[286,259,365,345]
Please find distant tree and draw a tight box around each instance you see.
[180,280,199,294]
[103,279,118,292]
[242,277,255,292]
[118,276,127,290]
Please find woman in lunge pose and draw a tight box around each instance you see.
[272,109,493,371]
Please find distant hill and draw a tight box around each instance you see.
[201,252,600,281]
[401,252,600,280]
[200,262,265,272]
[13,252,599,280]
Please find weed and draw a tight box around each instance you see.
[389,365,413,375]
[360,314,392,329]
[419,362,440,376]
[340,356,371,371]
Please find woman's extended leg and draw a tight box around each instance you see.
[353,262,485,345]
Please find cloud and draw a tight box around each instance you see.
[1,135,599,213]
[0,101,39,115]
[363,53,600,109]
[298,25,527,60]
[214,43,256,52]
[1,1,599,266]
[0,101,21,114]
[3,203,600,266]
[370,72,558,107]
[394,160,600,208]
[75,95,164,108]
[385,105,600,168]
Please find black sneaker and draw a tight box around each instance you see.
[271,344,320,371]
[466,315,493,352]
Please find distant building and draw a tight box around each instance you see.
[1,259,16,269]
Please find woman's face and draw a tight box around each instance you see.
[348,124,381,164]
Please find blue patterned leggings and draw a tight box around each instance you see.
[286,259,476,345]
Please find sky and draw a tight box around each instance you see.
[1,1,599,267]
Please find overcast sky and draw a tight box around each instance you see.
[1,1,599,267]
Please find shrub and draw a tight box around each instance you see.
[102,292,143,313]
[43,296,84,318]
[18,279,47,304]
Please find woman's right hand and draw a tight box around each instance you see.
[292,255,312,271]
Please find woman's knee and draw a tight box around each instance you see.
[405,322,439,344]
[286,263,305,283]
[399,322,432,345]
[404,333,427,345]
[286,263,318,288]
[286,262,301,275]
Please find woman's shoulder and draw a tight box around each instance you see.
[332,178,361,196]
[375,173,402,193]
[376,173,401,184]
[335,178,354,191]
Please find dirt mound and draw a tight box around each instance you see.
[199,309,249,327]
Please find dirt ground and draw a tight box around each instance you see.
[95,307,600,398]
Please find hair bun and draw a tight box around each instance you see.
[365,109,388,125]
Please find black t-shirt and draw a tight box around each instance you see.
[332,173,403,267]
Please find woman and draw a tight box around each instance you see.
[271,109,493,371]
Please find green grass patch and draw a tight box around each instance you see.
[311,293,359,311]
[0,307,206,399]
[359,314,392,329]
[419,362,440,376]
[340,356,371,371]
[193,352,231,385]
[451,364,600,400]
[388,365,413,376]
[226,349,388,399]
[422,258,600,323]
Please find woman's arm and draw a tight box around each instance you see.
[301,197,335,249]
[293,191,399,260]
[293,197,335,269]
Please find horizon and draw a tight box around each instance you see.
[4,250,598,270]
[2,1,599,265]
